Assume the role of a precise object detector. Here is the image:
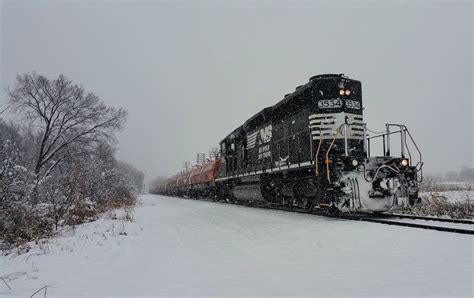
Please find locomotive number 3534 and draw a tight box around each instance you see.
[318,99,343,109]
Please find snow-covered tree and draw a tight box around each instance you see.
[0,120,49,244]
[7,73,127,178]
[1,73,141,248]
[117,161,145,193]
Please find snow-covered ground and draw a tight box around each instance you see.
[1,195,472,297]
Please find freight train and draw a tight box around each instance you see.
[153,74,423,213]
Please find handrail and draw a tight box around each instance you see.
[325,127,342,183]
[405,128,424,182]
[386,124,407,158]
[323,122,361,183]
[317,121,423,185]
[366,129,404,140]
[404,132,413,165]
[314,128,323,176]
[366,123,423,182]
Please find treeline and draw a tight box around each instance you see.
[444,167,474,183]
[420,167,474,192]
[0,73,143,248]
[423,167,474,185]
[149,176,168,194]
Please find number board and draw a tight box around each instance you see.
[345,100,361,109]
[318,99,343,109]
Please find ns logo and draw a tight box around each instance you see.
[258,125,272,144]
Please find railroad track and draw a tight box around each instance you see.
[364,212,474,224]
[357,218,473,234]
[264,205,474,235]
[168,195,474,235]
[342,211,474,234]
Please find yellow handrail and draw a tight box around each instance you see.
[315,129,323,176]
[325,128,342,183]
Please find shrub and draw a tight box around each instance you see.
[409,192,472,219]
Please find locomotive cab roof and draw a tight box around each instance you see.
[219,74,359,145]
[309,73,347,80]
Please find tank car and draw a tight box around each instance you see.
[160,159,222,199]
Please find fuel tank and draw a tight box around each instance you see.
[232,184,266,201]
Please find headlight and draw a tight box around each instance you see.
[339,89,345,96]
[351,159,359,167]
[345,89,351,96]
[400,159,409,167]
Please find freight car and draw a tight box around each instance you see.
[155,74,423,213]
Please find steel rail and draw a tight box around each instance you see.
[375,212,473,225]
[350,217,474,235]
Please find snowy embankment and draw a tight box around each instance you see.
[1,195,472,297]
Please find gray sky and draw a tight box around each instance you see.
[1,0,472,182]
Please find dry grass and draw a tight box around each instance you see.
[1,194,136,251]
[408,192,472,219]
[122,207,134,222]
[71,193,137,225]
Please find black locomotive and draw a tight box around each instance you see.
[157,74,423,213]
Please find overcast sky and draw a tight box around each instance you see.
[1,0,472,183]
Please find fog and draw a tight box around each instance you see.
[1,1,472,183]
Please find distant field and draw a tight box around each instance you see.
[420,180,472,202]
[420,180,473,192]
[420,190,473,204]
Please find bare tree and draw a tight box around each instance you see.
[1,74,138,246]
[7,73,127,177]
[0,102,12,114]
